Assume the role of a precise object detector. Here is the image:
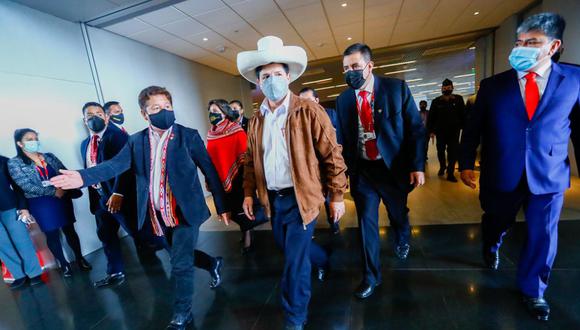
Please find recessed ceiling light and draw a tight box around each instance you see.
[347,36,352,41]
[341,3,347,7]
[203,37,208,41]
[473,11,480,16]
[469,46,476,50]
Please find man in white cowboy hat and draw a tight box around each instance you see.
[239,36,348,330]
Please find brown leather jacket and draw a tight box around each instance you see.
[243,93,348,225]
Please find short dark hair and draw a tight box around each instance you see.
[14,128,38,164]
[82,102,104,115]
[229,100,243,109]
[419,100,428,105]
[254,63,289,79]
[299,87,319,99]
[343,43,372,62]
[442,79,453,86]
[138,86,172,110]
[103,101,119,114]
[208,99,239,122]
[517,12,566,40]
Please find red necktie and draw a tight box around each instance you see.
[90,135,99,164]
[525,72,540,120]
[358,90,378,160]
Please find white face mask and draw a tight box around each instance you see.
[261,76,289,102]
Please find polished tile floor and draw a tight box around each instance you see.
[2,220,580,330]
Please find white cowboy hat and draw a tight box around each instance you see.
[237,36,307,83]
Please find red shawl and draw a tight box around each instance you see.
[207,120,247,192]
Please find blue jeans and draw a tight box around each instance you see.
[269,190,328,326]
[0,209,42,280]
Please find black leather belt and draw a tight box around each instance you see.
[268,187,295,197]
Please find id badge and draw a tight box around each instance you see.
[41,180,52,187]
[362,132,376,142]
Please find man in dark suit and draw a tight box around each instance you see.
[460,13,580,321]
[81,102,137,288]
[229,100,249,131]
[299,87,340,235]
[53,86,231,330]
[427,79,466,182]
[336,43,426,299]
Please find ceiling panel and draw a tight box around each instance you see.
[173,0,225,16]
[159,18,209,38]
[105,18,150,36]
[138,6,187,26]
[155,38,212,60]
[128,27,176,46]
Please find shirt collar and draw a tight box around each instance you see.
[517,59,553,80]
[260,92,291,116]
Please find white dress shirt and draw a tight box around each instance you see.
[261,93,294,191]
[355,74,382,160]
[517,60,552,102]
[86,127,106,190]
[150,126,173,210]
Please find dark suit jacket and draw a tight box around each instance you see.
[427,94,466,134]
[460,63,580,194]
[81,124,136,216]
[240,116,249,132]
[78,124,228,229]
[0,155,27,211]
[336,75,426,188]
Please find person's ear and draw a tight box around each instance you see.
[16,141,23,148]
[549,39,562,56]
[367,61,374,71]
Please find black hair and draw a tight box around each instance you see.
[419,100,428,105]
[103,101,120,114]
[299,87,319,99]
[343,43,372,62]
[229,100,243,109]
[517,12,566,40]
[82,102,104,116]
[442,79,453,86]
[254,63,290,79]
[208,99,239,122]
[14,128,38,165]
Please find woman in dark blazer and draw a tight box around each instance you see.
[8,128,91,277]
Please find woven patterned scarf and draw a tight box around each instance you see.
[148,127,179,236]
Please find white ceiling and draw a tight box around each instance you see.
[103,0,534,75]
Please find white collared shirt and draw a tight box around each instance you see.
[354,75,382,160]
[517,60,552,102]
[150,126,173,210]
[261,93,293,191]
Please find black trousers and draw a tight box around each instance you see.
[155,212,215,316]
[436,130,460,175]
[350,160,410,286]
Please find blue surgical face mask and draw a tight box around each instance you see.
[508,46,542,72]
[261,76,289,102]
[23,141,41,153]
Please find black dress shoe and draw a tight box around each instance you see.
[9,277,27,290]
[209,257,223,289]
[483,249,499,270]
[354,281,380,299]
[330,222,340,235]
[523,296,550,321]
[77,257,92,271]
[166,312,193,330]
[446,174,458,182]
[395,243,410,260]
[438,167,446,176]
[29,275,43,286]
[62,263,73,277]
[94,272,126,288]
[316,266,329,282]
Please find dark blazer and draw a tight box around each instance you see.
[427,93,466,134]
[81,125,135,215]
[0,155,27,211]
[460,63,580,194]
[78,124,228,229]
[325,108,338,131]
[336,75,426,184]
[240,116,249,132]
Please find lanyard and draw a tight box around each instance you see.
[355,91,375,132]
[36,161,49,181]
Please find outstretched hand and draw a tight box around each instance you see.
[50,170,84,190]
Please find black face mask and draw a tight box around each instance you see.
[110,113,124,125]
[345,63,369,89]
[442,90,453,96]
[87,116,106,132]
[149,109,175,130]
[209,112,224,126]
